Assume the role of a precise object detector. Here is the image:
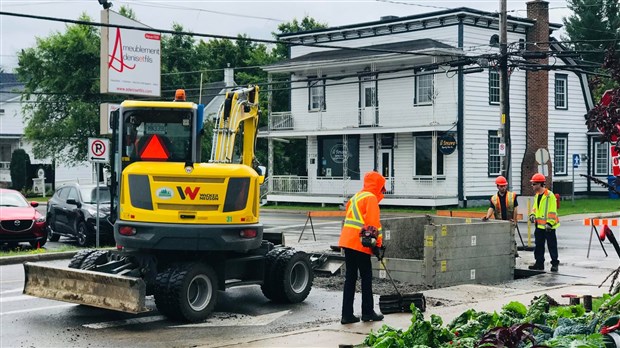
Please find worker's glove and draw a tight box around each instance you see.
[372,246,385,261]
[529,214,536,223]
[481,216,489,222]
[545,223,553,232]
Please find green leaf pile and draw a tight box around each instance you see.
[362,292,620,347]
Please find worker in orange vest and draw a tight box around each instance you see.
[338,171,385,325]
[482,176,519,222]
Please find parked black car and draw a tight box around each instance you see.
[47,183,113,246]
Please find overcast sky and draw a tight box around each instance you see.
[0,0,572,72]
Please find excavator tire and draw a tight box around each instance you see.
[154,262,218,322]
[68,249,98,269]
[261,247,290,301]
[266,249,313,304]
[80,250,110,270]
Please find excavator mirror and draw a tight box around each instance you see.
[257,165,266,185]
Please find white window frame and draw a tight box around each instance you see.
[414,71,434,105]
[413,135,444,177]
[309,78,325,112]
[555,74,568,110]
[594,141,609,176]
[488,131,501,175]
[554,134,568,175]
[489,69,500,105]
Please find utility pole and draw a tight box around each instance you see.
[499,0,511,188]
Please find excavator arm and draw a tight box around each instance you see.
[210,86,260,166]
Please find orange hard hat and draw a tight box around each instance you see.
[530,173,546,183]
[495,176,508,186]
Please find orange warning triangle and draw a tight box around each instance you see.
[140,135,170,161]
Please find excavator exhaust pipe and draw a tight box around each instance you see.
[23,262,149,314]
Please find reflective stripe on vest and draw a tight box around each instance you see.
[491,192,515,220]
[535,190,552,228]
[343,192,373,230]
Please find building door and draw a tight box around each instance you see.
[360,76,376,126]
[378,149,393,193]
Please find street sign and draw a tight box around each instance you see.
[88,138,110,163]
[573,154,581,168]
[498,143,506,156]
[534,148,550,165]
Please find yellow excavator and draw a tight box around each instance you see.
[23,86,314,322]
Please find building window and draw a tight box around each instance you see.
[555,74,568,109]
[308,78,325,111]
[413,136,444,176]
[317,135,359,180]
[554,134,568,175]
[489,69,500,104]
[488,131,501,175]
[594,140,609,176]
[414,71,434,105]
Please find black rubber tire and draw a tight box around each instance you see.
[268,249,313,304]
[30,237,46,249]
[47,223,60,242]
[68,249,98,269]
[80,250,110,270]
[76,221,94,247]
[261,247,290,301]
[154,262,218,322]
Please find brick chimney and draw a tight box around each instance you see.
[521,0,550,195]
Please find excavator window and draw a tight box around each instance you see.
[122,109,193,163]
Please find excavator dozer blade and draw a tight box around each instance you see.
[23,262,149,314]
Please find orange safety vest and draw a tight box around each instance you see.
[491,191,516,220]
[338,191,383,255]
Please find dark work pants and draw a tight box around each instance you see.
[342,248,373,317]
[534,227,559,266]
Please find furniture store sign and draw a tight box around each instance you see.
[100,10,161,97]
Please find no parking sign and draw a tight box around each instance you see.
[88,138,110,163]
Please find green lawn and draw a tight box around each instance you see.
[0,245,79,257]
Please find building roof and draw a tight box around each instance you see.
[197,81,226,106]
[0,73,24,104]
[266,38,459,71]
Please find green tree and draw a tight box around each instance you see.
[563,0,619,64]
[16,13,103,165]
[10,149,31,191]
[161,23,202,100]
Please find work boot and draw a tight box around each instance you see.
[528,263,544,270]
[340,315,360,325]
[550,264,559,272]
[361,312,384,322]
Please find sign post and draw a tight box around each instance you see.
[88,138,110,248]
[572,154,580,203]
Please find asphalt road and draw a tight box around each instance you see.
[1,211,617,347]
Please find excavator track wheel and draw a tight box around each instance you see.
[154,262,218,323]
[68,249,98,269]
[80,250,110,270]
[265,249,313,303]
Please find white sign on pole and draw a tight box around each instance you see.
[498,143,506,156]
[534,148,550,165]
[100,103,120,135]
[100,10,161,97]
[88,138,110,163]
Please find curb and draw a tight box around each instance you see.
[0,250,79,266]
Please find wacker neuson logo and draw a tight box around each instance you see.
[156,187,174,199]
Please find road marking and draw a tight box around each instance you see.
[0,294,32,303]
[171,310,291,328]
[83,315,167,329]
[0,304,75,316]
[0,288,22,295]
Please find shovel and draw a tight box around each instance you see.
[376,249,426,314]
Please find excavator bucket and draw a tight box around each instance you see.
[23,262,148,314]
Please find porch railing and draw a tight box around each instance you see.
[271,175,308,193]
[269,111,294,130]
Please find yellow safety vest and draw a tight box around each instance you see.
[343,192,373,230]
[532,189,560,230]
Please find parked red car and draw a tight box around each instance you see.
[0,188,47,248]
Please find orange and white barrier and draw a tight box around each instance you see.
[583,218,619,227]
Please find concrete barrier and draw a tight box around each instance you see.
[372,215,515,288]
